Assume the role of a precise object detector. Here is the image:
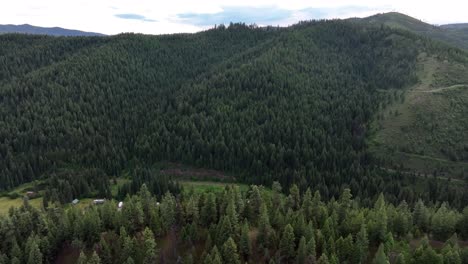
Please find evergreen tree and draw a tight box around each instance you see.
[76,251,87,264]
[373,244,389,264]
[356,223,369,264]
[297,236,307,264]
[280,224,296,260]
[226,199,239,235]
[257,202,271,250]
[27,240,43,264]
[161,191,176,231]
[124,257,135,264]
[318,254,330,264]
[88,251,101,264]
[306,234,317,261]
[239,220,251,260]
[221,237,240,264]
[459,207,468,240]
[10,240,22,263]
[413,199,430,233]
[143,227,158,264]
[201,193,218,227]
[395,253,406,264]
[432,203,458,241]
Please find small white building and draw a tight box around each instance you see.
[118,201,123,210]
[93,199,106,205]
[72,199,79,205]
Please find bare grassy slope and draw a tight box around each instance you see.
[371,53,468,179]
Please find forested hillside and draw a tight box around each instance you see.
[1,20,467,207]
[1,17,468,264]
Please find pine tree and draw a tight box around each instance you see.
[413,244,443,264]
[215,216,232,245]
[306,234,316,261]
[356,223,369,264]
[226,199,239,235]
[395,253,406,264]
[10,240,22,263]
[302,188,313,220]
[289,184,301,210]
[0,254,8,264]
[374,194,388,243]
[99,237,113,264]
[121,235,135,263]
[373,244,389,264]
[460,207,468,240]
[124,257,135,264]
[239,220,251,260]
[413,199,429,233]
[221,238,240,264]
[280,224,296,260]
[88,251,101,264]
[143,227,158,264]
[338,188,352,223]
[442,245,461,264]
[317,254,330,264]
[297,236,307,264]
[161,191,176,231]
[76,251,87,264]
[257,202,271,250]
[201,193,218,227]
[27,240,43,264]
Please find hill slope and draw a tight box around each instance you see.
[0,24,105,36]
[370,52,468,180]
[0,21,467,206]
[357,12,468,50]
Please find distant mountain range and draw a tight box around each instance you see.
[354,12,468,50]
[1,13,467,46]
[440,23,468,30]
[0,24,105,36]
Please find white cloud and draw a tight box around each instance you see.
[1,0,467,35]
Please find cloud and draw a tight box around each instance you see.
[175,5,390,27]
[177,6,293,26]
[115,13,157,22]
[1,0,467,35]
[296,5,391,20]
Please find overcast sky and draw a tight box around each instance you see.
[2,0,467,35]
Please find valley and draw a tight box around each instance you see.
[0,13,468,264]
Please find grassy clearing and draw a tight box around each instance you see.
[371,54,468,179]
[180,180,249,193]
[0,180,46,215]
[0,180,44,197]
[0,197,43,215]
[110,177,131,197]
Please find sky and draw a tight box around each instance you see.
[2,0,467,35]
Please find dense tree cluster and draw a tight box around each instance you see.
[2,20,465,206]
[0,183,467,263]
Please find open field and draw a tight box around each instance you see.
[0,197,43,215]
[0,175,249,215]
[180,180,249,193]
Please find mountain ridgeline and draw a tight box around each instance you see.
[356,12,468,50]
[0,20,467,206]
[0,24,105,36]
